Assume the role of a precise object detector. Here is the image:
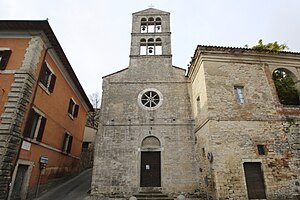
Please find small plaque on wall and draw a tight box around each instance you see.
[21,141,31,151]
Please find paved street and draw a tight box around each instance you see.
[35,168,92,200]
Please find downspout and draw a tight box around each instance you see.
[7,46,55,200]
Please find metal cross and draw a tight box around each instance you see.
[148,4,155,8]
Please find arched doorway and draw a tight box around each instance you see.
[140,136,161,187]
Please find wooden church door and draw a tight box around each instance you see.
[140,152,161,187]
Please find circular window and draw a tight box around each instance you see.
[138,88,163,110]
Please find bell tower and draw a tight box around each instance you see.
[129,8,172,68]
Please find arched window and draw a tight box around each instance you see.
[140,17,162,33]
[272,68,300,105]
[140,38,162,55]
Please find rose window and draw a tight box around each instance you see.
[141,91,160,108]
[138,89,163,110]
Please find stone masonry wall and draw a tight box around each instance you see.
[204,61,279,121]
[93,124,197,198]
[92,66,199,198]
[0,36,43,199]
[196,120,299,199]
[190,52,300,199]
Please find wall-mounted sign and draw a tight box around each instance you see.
[207,152,213,162]
[39,156,49,169]
[146,165,150,170]
[21,141,31,151]
[40,156,48,164]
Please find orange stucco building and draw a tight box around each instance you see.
[0,21,93,199]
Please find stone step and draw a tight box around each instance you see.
[137,198,174,200]
[134,192,174,200]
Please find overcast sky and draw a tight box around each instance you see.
[1,0,300,98]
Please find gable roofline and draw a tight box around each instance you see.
[102,67,128,79]
[133,8,170,15]
[172,65,186,71]
[0,20,93,111]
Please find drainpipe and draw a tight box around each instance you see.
[29,46,55,109]
[7,46,55,200]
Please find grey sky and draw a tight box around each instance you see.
[1,0,300,96]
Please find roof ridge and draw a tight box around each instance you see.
[196,44,300,55]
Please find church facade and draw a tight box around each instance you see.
[92,8,300,200]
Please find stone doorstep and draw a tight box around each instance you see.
[134,192,174,200]
[136,198,174,200]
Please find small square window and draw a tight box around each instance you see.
[68,98,79,118]
[82,142,90,149]
[40,62,56,93]
[257,145,266,155]
[234,86,245,104]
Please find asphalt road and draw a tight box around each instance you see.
[36,168,92,200]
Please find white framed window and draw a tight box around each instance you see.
[24,108,47,142]
[234,86,245,104]
[62,132,73,154]
[68,98,79,118]
[40,62,56,93]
